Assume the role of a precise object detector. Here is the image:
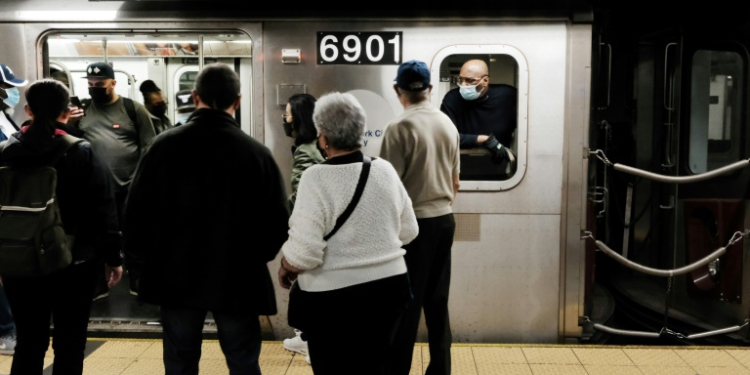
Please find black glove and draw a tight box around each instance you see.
[482,134,507,165]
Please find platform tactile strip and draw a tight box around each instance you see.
[2,340,750,374]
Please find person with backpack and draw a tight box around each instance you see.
[0,78,123,375]
[67,61,155,299]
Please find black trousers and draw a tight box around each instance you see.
[300,273,410,375]
[388,214,455,375]
[116,189,142,282]
[160,307,262,375]
[3,260,98,375]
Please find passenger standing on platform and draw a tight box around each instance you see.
[281,94,325,360]
[139,79,173,135]
[283,94,325,213]
[381,60,460,375]
[278,91,418,375]
[123,63,290,375]
[0,79,122,374]
[0,62,28,357]
[67,61,156,300]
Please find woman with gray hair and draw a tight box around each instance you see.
[278,91,418,374]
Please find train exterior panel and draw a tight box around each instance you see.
[0,1,592,344]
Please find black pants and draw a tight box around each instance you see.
[299,273,410,375]
[160,307,262,375]
[116,189,142,282]
[388,214,455,375]
[3,260,98,375]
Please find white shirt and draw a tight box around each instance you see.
[0,111,17,139]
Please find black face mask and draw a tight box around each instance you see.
[283,121,294,138]
[88,87,111,104]
[152,102,168,117]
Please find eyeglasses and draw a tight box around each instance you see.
[282,113,292,120]
[454,75,488,86]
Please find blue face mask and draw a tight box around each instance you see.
[459,84,482,101]
[3,87,20,108]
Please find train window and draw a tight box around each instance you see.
[44,32,254,135]
[431,45,528,191]
[688,50,744,173]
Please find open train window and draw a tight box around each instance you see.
[688,49,745,173]
[43,31,253,135]
[431,45,528,191]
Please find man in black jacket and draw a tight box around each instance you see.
[123,64,289,375]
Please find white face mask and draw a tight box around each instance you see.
[459,84,482,101]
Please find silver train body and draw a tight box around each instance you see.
[1,0,747,345]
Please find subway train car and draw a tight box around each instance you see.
[1,0,749,346]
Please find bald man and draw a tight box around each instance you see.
[440,59,517,176]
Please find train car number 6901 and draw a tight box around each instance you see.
[317,32,402,65]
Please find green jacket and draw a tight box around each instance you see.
[289,140,325,211]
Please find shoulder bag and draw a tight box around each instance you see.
[288,155,372,330]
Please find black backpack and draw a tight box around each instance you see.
[0,134,82,277]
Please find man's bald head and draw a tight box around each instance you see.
[460,59,489,77]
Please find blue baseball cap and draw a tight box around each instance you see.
[394,60,430,91]
[0,64,28,87]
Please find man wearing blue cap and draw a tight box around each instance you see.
[0,62,27,356]
[0,63,28,142]
[380,60,460,375]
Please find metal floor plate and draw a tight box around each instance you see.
[3,341,750,374]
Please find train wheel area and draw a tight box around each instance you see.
[2,339,750,374]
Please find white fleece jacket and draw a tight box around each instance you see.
[281,155,419,292]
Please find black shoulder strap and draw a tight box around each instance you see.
[82,97,138,127]
[324,155,373,241]
[49,134,83,167]
[122,97,138,126]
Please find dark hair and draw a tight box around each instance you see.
[194,63,240,111]
[139,79,160,94]
[24,79,70,141]
[288,93,317,147]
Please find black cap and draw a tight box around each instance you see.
[86,62,115,80]
[394,60,430,91]
[139,79,160,94]
[175,89,195,110]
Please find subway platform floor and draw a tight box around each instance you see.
[3,339,750,374]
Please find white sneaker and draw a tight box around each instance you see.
[283,329,308,355]
[0,331,16,355]
[305,355,311,365]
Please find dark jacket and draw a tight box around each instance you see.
[0,125,122,267]
[123,108,290,314]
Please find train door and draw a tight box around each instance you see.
[41,30,257,335]
[589,8,750,345]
